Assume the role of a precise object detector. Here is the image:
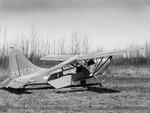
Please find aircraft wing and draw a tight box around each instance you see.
[40,47,143,61]
[40,55,74,61]
[78,47,143,60]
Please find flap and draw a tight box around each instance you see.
[47,75,72,89]
[40,55,74,61]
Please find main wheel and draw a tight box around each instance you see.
[81,80,86,87]
[99,80,105,87]
[99,82,102,87]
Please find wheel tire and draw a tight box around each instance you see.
[99,80,105,87]
[99,83,102,87]
[81,80,86,87]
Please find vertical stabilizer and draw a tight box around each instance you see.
[1,51,45,88]
[8,51,43,79]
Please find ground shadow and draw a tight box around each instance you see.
[70,83,98,88]
[56,83,121,93]
[87,86,121,93]
[113,86,150,93]
[0,88,32,95]
[70,83,121,93]
[0,83,121,94]
[25,86,54,90]
[0,85,54,94]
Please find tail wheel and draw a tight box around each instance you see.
[81,80,86,87]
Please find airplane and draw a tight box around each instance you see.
[0,47,143,92]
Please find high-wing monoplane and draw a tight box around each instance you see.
[0,47,143,91]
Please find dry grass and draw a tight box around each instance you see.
[0,66,150,113]
[107,66,150,77]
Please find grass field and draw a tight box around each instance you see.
[0,66,150,113]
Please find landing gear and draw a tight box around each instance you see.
[99,82,103,87]
[93,75,105,87]
[22,85,26,89]
[81,80,86,87]
[100,80,106,87]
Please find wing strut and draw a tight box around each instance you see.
[92,56,113,87]
[92,57,104,76]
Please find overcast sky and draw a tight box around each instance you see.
[0,0,150,51]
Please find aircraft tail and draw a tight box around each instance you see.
[8,51,43,78]
[1,51,43,88]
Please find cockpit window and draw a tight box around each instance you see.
[87,59,95,66]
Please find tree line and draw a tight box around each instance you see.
[0,27,149,68]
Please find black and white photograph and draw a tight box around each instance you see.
[0,0,150,112]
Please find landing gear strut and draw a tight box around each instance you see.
[93,75,104,87]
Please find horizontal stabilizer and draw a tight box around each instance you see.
[7,80,25,89]
[0,77,35,89]
[47,75,72,89]
[9,78,36,89]
[0,78,11,88]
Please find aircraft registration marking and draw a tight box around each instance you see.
[11,67,34,77]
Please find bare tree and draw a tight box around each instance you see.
[0,26,2,55]
[30,27,38,56]
[52,30,56,55]
[58,37,66,54]
[70,32,81,54]
[96,45,104,53]
[145,41,150,58]
[20,35,29,58]
[82,35,89,54]
[0,26,8,68]
[3,26,7,57]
